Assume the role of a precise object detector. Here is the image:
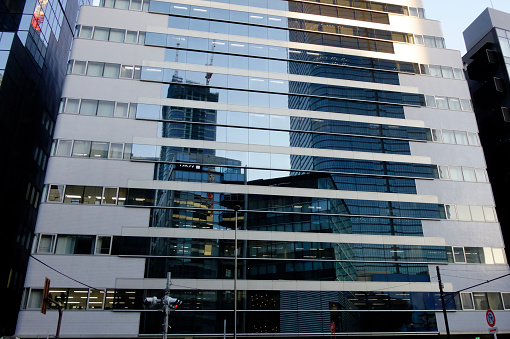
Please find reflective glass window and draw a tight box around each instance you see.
[473,293,489,310]
[72,141,91,157]
[469,206,484,222]
[493,248,506,264]
[90,142,109,158]
[436,97,448,109]
[453,247,466,263]
[115,102,129,117]
[64,185,85,204]
[467,132,479,146]
[120,65,134,78]
[461,167,476,182]
[456,205,471,221]
[73,61,86,74]
[448,98,462,111]
[65,99,80,114]
[475,168,487,182]
[83,186,102,205]
[48,185,64,202]
[109,143,124,159]
[56,140,73,156]
[125,30,138,43]
[429,65,441,77]
[87,62,104,76]
[103,63,120,78]
[109,29,125,42]
[483,207,497,222]
[442,130,455,144]
[97,101,115,117]
[80,100,98,115]
[454,131,468,145]
[93,27,109,41]
[449,166,463,181]
[460,293,474,310]
[114,0,129,9]
[460,99,472,111]
[79,26,93,39]
[441,66,454,78]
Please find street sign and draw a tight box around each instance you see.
[489,327,498,334]
[486,309,496,327]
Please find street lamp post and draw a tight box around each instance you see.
[233,205,241,339]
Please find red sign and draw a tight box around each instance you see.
[330,321,335,333]
[486,309,496,327]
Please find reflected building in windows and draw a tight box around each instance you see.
[18,0,510,338]
[0,0,86,334]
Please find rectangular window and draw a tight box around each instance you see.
[108,143,124,159]
[441,66,454,78]
[445,205,457,219]
[83,186,102,204]
[97,101,115,117]
[109,29,125,42]
[80,100,98,115]
[456,205,471,221]
[442,130,455,144]
[429,65,442,77]
[493,248,506,264]
[120,65,134,79]
[72,60,87,75]
[65,98,80,113]
[66,289,89,309]
[460,292,474,310]
[95,236,112,254]
[453,247,466,263]
[437,165,450,179]
[102,187,118,204]
[448,98,462,111]
[90,142,109,158]
[449,166,463,181]
[475,168,487,182]
[465,246,484,263]
[115,102,129,117]
[27,290,43,309]
[460,99,472,111]
[503,293,510,309]
[483,206,497,222]
[488,292,504,310]
[425,95,436,107]
[72,140,91,157]
[79,26,93,39]
[88,289,106,309]
[467,132,479,146]
[56,140,73,156]
[436,97,449,109]
[461,167,477,182]
[125,30,138,43]
[453,68,464,79]
[93,27,110,40]
[431,129,442,142]
[48,184,64,202]
[118,188,127,205]
[64,185,85,204]
[424,36,435,47]
[37,234,56,253]
[87,62,104,76]
[103,63,120,78]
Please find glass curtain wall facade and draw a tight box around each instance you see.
[16,0,510,337]
[0,0,87,335]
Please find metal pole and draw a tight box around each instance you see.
[223,318,226,339]
[436,266,451,339]
[55,304,63,339]
[233,205,240,339]
[163,272,171,339]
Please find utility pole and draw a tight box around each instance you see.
[163,272,171,339]
[436,266,451,339]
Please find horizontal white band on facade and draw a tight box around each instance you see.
[115,278,452,292]
[132,136,433,164]
[138,96,426,128]
[120,227,446,246]
[127,179,439,203]
[146,26,421,64]
[158,0,409,31]
[142,60,419,94]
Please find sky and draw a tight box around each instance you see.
[423,0,510,54]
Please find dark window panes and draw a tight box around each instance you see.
[83,186,103,205]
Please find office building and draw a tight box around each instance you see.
[463,8,510,250]
[16,0,510,337]
[0,0,86,334]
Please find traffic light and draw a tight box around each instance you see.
[41,277,50,314]
[143,296,182,309]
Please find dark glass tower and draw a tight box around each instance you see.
[0,0,85,334]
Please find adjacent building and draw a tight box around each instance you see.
[15,0,510,337]
[0,0,87,335]
[463,8,510,251]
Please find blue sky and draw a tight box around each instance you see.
[424,0,510,54]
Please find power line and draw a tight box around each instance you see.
[29,255,102,291]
